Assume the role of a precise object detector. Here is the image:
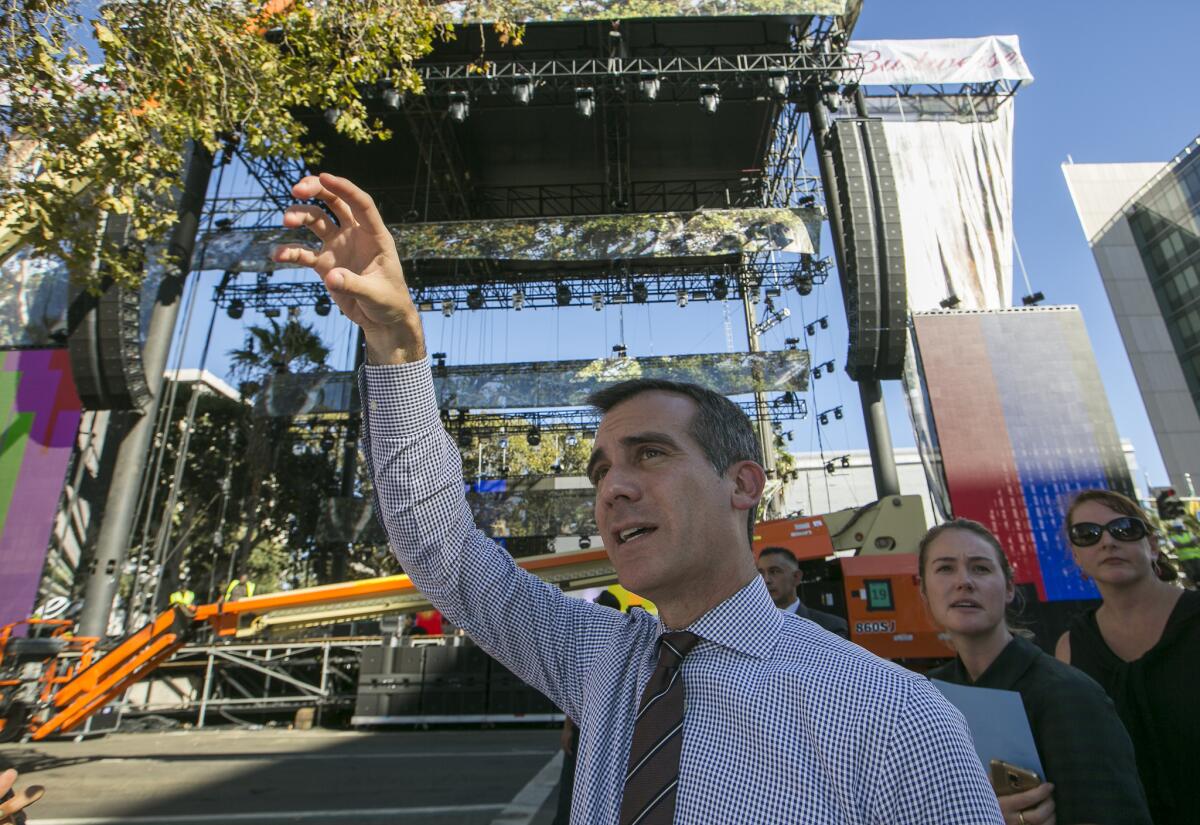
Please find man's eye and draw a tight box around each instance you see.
[639,447,662,459]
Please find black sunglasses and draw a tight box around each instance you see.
[1068,517,1149,547]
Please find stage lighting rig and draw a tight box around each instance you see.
[804,316,829,336]
[556,284,572,307]
[754,306,790,335]
[638,70,661,101]
[768,68,789,99]
[466,288,485,310]
[432,352,447,376]
[575,87,595,118]
[314,295,332,316]
[511,290,525,310]
[676,288,688,308]
[448,91,469,122]
[227,299,245,320]
[612,344,627,358]
[939,294,961,309]
[819,79,842,112]
[632,282,649,303]
[711,276,729,300]
[592,293,604,311]
[818,406,843,426]
[526,426,542,446]
[442,300,455,317]
[1022,291,1045,306]
[698,84,720,115]
[513,74,534,105]
[785,338,800,351]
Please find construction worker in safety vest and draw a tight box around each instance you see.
[223,573,256,603]
[169,586,197,617]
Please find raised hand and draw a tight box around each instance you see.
[0,768,43,825]
[273,173,426,364]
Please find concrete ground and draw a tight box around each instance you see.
[0,726,567,825]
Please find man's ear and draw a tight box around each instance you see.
[729,460,767,513]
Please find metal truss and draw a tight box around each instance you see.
[413,51,863,94]
[120,639,374,726]
[232,149,309,219]
[860,79,1025,121]
[212,258,833,313]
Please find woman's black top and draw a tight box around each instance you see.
[929,635,1150,825]
[1068,588,1200,825]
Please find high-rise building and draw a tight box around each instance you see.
[1064,136,1200,493]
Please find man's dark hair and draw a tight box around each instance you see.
[594,589,622,610]
[587,378,763,544]
[758,546,798,565]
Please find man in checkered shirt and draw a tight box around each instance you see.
[276,174,1003,824]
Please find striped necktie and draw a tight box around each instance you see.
[619,631,700,825]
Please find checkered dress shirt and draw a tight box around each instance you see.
[360,359,1002,824]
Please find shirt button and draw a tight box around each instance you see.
[370,401,378,412]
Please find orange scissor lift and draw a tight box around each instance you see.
[0,548,615,742]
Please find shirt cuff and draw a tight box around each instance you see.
[362,356,441,439]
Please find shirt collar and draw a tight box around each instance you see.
[671,575,782,660]
[782,598,801,615]
[964,635,1040,689]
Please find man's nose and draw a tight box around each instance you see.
[598,465,639,503]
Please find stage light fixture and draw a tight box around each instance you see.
[834,407,844,420]
[676,288,689,308]
[825,462,836,475]
[698,84,720,115]
[314,295,332,316]
[556,284,572,307]
[632,282,649,303]
[820,79,842,112]
[820,317,829,329]
[612,344,627,358]
[511,290,525,310]
[466,288,485,310]
[432,352,447,372]
[418,301,434,312]
[819,414,829,426]
[823,360,835,373]
[939,294,961,309]
[513,74,534,105]
[794,274,814,296]
[565,434,578,446]
[813,367,822,380]
[263,308,281,318]
[841,455,850,468]
[638,70,661,101]
[591,293,604,311]
[1022,291,1045,306]
[448,91,469,122]
[711,276,729,300]
[805,323,815,337]
[767,69,789,99]
[785,337,799,351]
[578,535,591,550]
[526,426,542,446]
[575,87,595,118]
[323,107,341,126]
[227,299,245,320]
[780,391,796,405]
[382,88,403,110]
[442,300,455,317]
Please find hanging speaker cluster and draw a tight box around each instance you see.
[829,118,907,381]
[67,214,152,411]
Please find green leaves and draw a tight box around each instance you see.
[0,1,519,292]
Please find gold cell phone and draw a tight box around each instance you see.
[989,759,1041,796]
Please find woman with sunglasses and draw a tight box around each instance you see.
[920,518,1150,825]
[1058,489,1200,825]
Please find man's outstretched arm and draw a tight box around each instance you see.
[274,175,620,718]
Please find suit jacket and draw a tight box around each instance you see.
[795,600,850,639]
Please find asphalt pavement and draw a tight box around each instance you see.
[0,726,567,825]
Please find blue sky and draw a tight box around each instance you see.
[173,1,1200,495]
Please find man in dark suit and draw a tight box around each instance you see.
[756,547,849,639]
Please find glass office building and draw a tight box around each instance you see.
[1065,135,1200,493]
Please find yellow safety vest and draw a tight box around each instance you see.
[224,579,257,601]
[169,589,196,607]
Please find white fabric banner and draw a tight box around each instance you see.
[849,36,1034,86]
[882,101,1016,311]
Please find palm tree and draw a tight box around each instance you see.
[226,318,331,582]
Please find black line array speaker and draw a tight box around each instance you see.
[829,118,907,381]
[67,214,152,411]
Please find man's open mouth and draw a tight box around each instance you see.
[617,526,656,545]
